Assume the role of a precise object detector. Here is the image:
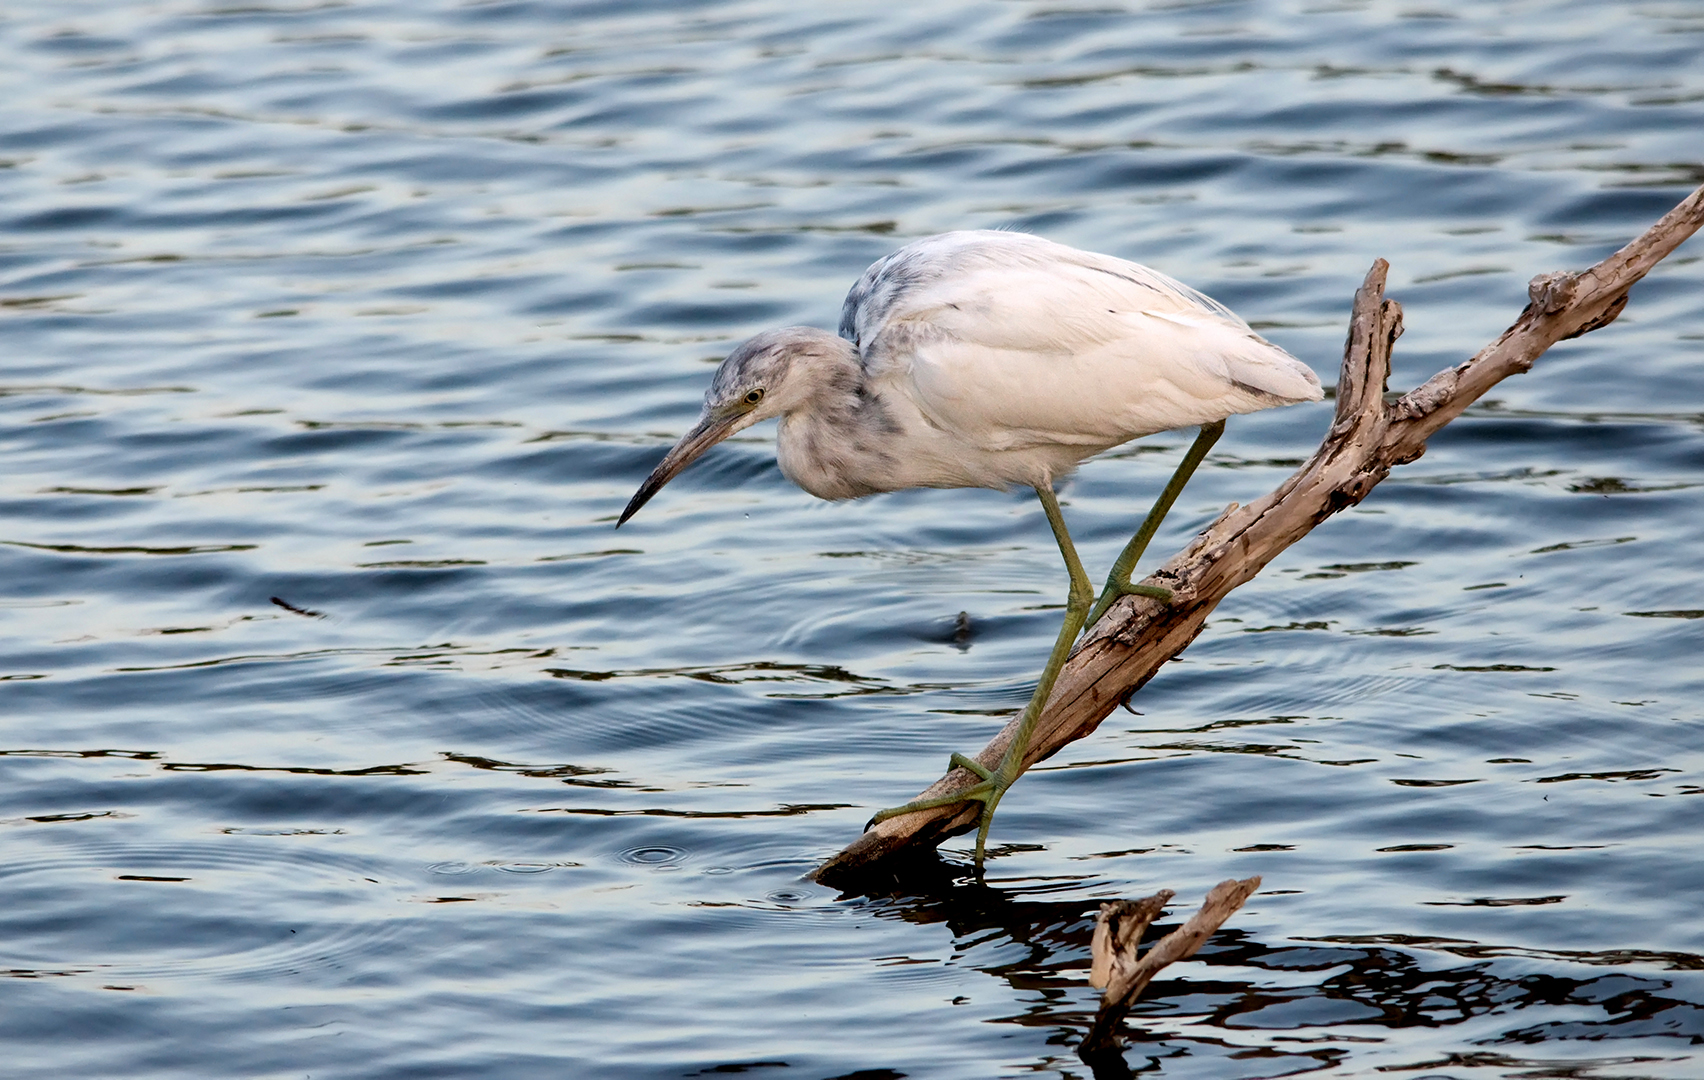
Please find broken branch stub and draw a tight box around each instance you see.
[1082,876,1262,1057]
[810,183,1704,888]
[1088,890,1171,992]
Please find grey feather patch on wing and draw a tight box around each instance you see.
[840,245,939,350]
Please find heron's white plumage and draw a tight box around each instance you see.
[849,231,1319,456]
[809,230,1321,493]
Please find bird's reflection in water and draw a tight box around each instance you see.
[834,855,1704,1078]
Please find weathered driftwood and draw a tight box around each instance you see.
[811,183,1704,887]
[1081,876,1262,1057]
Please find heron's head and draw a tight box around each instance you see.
[617,327,849,526]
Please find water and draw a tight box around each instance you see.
[3,1,1703,1076]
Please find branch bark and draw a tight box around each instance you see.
[1081,876,1261,1059]
[811,183,1704,888]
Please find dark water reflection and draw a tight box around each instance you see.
[849,859,1704,1079]
[3,1,1704,1077]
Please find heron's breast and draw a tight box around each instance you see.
[775,412,901,500]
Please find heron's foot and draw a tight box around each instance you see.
[1114,581,1174,602]
[867,753,1015,866]
[1086,579,1174,629]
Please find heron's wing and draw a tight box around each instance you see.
[848,232,1321,451]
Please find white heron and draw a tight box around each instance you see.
[618,230,1322,864]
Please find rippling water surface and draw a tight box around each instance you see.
[4,2,1703,1077]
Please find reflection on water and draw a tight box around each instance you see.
[2,0,1703,1076]
[849,860,1704,1078]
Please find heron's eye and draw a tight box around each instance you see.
[743,388,765,406]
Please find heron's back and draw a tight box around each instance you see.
[840,231,1322,469]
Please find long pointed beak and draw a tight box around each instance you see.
[617,411,739,526]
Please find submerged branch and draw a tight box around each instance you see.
[812,183,1704,887]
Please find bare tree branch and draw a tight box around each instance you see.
[1081,876,1262,1058]
[811,183,1704,888]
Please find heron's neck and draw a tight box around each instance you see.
[774,330,900,500]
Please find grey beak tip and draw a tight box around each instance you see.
[615,412,728,528]
[618,471,666,527]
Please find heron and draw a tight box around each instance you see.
[618,230,1322,864]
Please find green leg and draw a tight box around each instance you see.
[1085,420,1224,628]
[871,483,1095,867]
